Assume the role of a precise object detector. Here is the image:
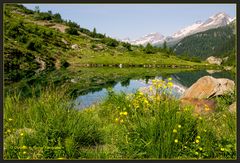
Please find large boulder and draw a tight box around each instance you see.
[206,56,222,65]
[180,76,235,99]
[180,97,216,115]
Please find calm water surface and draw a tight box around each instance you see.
[75,69,234,109]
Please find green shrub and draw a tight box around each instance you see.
[122,42,132,51]
[144,43,156,54]
[102,38,119,47]
[65,27,79,35]
[34,12,52,20]
[26,38,42,51]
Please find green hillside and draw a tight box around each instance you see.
[4,4,210,78]
[173,21,236,61]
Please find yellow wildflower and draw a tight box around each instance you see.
[120,119,124,123]
[195,152,199,155]
[178,125,182,128]
[21,146,27,149]
[139,92,143,96]
[123,112,128,116]
[204,105,210,111]
[220,148,225,151]
[23,151,27,154]
[57,158,66,160]
[173,129,177,133]
[168,77,172,81]
[174,139,178,143]
[115,118,119,122]
[195,139,200,144]
[196,136,201,139]
[149,86,153,92]
[144,99,149,105]
[20,133,24,136]
[8,118,13,121]
[167,82,173,87]
[199,147,203,151]
[6,129,11,133]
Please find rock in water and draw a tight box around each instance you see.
[180,76,235,99]
[206,56,222,65]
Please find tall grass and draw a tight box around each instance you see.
[96,79,236,159]
[4,80,236,159]
[4,87,104,159]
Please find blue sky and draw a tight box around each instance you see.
[23,4,236,40]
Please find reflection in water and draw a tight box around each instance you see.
[4,67,234,109]
[75,77,187,109]
[75,70,234,109]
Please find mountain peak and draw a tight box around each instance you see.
[121,12,234,46]
[210,12,230,19]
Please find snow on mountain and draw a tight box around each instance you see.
[129,32,165,46]
[120,37,131,43]
[198,12,232,31]
[171,20,202,39]
[121,12,234,46]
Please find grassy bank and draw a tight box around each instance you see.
[4,79,236,160]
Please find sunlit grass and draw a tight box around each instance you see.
[4,79,236,159]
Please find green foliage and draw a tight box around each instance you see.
[66,20,80,29]
[65,27,79,35]
[163,41,167,50]
[52,13,63,23]
[98,85,236,159]
[102,37,119,47]
[34,12,52,20]
[26,38,42,51]
[122,42,132,51]
[144,43,156,54]
[5,19,25,39]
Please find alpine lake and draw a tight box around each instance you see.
[4,66,235,110]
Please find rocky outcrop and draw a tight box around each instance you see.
[180,76,235,115]
[71,44,79,50]
[181,76,235,99]
[206,56,222,65]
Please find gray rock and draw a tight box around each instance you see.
[71,44,79,50]
[206,56,222,65]
[61,38,68,45]
[223,66,233,71]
